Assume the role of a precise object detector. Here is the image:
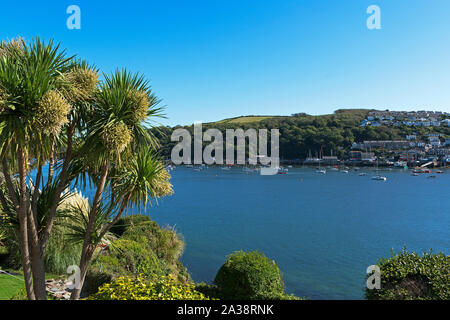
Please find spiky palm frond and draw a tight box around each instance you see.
[34,180,72,231]
[80,69,164,169]
[63,200,116,245]
[0,37,74,163]
[110,146,173,211]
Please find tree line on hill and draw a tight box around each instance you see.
[151,109,450,162]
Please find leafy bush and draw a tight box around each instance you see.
[43,229,82,275]
[88,274,211,300]
[85,215,189,293]
[119,215,184,264]
[95,239,163,277]
[366,248,450,300]
[214,251,292,300]
[109,215,187,280]
[83,269,113,297]
[110,215,152,237]
[84,238,163,295]
[195,282,221,299]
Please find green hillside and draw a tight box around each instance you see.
[212,116,281,125]
[151,109,450,161]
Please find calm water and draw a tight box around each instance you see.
[133,167,449,300]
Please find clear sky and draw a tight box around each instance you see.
[1,1,450,126]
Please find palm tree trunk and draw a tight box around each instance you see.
[47,136,55,187]
[70,164,109,300]
[27,210,47,300]
[17,148,39,300]
[18,208,35,300]
[0,159,34,299]
[41,123,74,251]
[23,159,47,300]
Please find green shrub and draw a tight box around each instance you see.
[82,269,113,297]
[85,215,190,293]
[110,215,187,279]
[84,238,164,295]
[120,216,184,263]
[110,215,152,237]
[174,260,191,283]
[43,229,82,275]
[88,274,211,300]
[195,282,221,299]
[91,239,163,277]
[214,251,287,300]
[366,248,450,300]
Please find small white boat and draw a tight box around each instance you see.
[394,161,407,167]
[221,166,231,171]
[372,158,386,181]
[359,172,367,176]
[316,169,326,174]
[341,170,349,174]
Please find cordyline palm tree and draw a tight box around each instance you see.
[0,37,99,299]
[68,70,171,299]
[0,37,172,300]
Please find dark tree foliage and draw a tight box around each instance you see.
[151,109,450,161]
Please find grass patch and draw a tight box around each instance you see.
[0,268,65,300]
[213,116,275,124]
[0,272,24,300]
[226,116,273,124]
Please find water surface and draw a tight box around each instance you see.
[137,167,449,299]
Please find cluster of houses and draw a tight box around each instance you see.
[360,110,450,127]
[352,134,450,150]
[350,133,450,166]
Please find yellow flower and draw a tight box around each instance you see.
[129,90,149,122]
[34,90,71,135]
[101,122,132,153]
[62,67,99,103]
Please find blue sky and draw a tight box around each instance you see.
[1,1,450,126]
